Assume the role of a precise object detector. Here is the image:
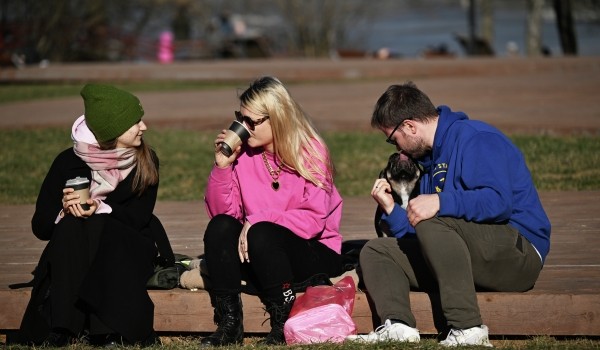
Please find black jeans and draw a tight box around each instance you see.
[203,214,343,300]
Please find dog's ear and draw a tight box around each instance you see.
[378,169,386,179]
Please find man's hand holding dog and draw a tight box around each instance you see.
[372,179,395,215]
[372,178,439,227]
[407,194,440,227]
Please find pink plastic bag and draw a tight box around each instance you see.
[284,275,357,344]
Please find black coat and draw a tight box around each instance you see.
[17,148,174,345]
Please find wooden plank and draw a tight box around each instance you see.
[0,290,29,331]
[3,193,600,293]
[2,191,600,336]
[476,293,600,336]
[3,289,599,336]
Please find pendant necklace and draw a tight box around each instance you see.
[262,152,283,191]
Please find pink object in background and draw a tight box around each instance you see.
[157,31,174,64]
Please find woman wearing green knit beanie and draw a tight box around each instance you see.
[16,84,173,347]
[81,83,145,142]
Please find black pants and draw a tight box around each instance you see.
[18,214,157,345]
[360,217,542,329]
[203,214,343,301]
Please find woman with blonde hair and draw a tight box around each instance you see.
[202,76,344,346]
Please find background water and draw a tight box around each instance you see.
[353,5,600,58]
[139,1,600,60]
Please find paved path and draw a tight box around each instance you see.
[1,57,599,135]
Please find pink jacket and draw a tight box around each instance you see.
[205,146,343,254]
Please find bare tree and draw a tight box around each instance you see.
[526,0,544,56]
[480,0,494,48]
[456,0,494,56]
[1,0,172,63]
[553,0,578,55]
[272,0,376,57]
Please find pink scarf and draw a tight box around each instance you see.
[71,115,136,213]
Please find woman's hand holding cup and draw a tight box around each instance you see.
[62,188,97,217]
[214,119,250,168]
[214,129,240,168]
[63,176,96,218]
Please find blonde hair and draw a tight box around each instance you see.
[239,76,334,190]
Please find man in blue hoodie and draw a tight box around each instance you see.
[346,82,551,347]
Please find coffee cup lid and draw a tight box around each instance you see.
[230,120,251,138]
[233,119,250,131]
[65,176,90,187]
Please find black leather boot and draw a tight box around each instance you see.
[200,294,244,347]
[43,328,74,347]
[258,299,294,345]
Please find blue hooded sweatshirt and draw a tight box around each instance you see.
[382,105,551,263]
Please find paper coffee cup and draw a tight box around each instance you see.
[65,176,90,210]
[220,120,251,157]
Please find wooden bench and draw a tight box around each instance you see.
[2,193,600,337]
[2,277,599,337]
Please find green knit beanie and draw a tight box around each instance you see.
[80,84,144,142]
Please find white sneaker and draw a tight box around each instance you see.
[345,319,420,343]
[440,325,493,347]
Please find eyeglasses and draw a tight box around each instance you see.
[385,120,404,145]
[235,111,270,131]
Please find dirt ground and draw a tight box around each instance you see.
[1,56,599,135]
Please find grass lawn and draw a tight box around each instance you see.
[0,128,599,204]
[3,334,600,349]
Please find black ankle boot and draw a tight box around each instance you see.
[101,333,123,348]
[200,294,244,347]
[259,299,294,345]
[43,328,74,347]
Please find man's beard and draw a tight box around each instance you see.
[402,135,429,159]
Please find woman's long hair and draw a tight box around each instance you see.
[98,138,159,195]
[239,76,335,191]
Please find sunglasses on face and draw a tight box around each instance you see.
[235,111,270,131]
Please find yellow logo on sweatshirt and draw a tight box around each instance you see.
[433,163,447,193]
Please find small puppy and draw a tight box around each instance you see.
[374,152,421,237]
